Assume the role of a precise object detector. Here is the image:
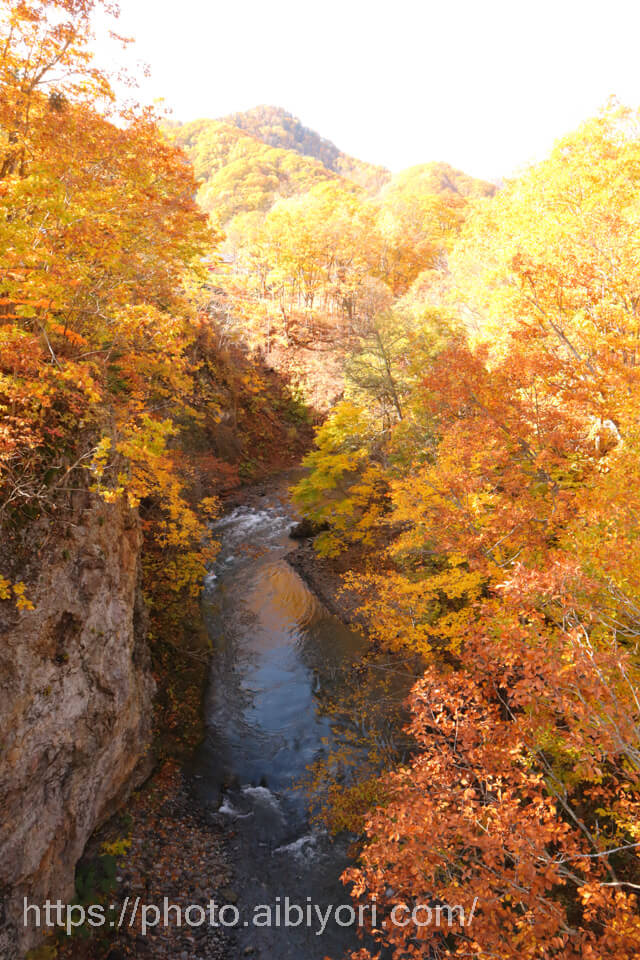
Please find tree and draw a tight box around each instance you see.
[297,104,640,959]
[0,0,220,603]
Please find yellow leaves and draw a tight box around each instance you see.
[12,582,35,611]
[453,104,640,384]
[0,3,230,647]
[117,416,176,463]
[87,416,223,605]
[348,559,485,658]
[267,104,640,960]
[200,495,220,519]
[89,436,112,482]
[101,837,132,859]
[0,576,35,610]
[292,402,388,556]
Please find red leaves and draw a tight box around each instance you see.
[332,109,640,960]
[346,593,640,958]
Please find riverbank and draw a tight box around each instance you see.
[285,537,369,632]
[56,763,231,960]
[54,474,377,960]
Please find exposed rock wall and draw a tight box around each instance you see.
[0,492,155,958]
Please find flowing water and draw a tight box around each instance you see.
[192,477,403,959]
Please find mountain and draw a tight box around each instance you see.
[170,107,495,224]
[170,117,341,221]
[382,161,497,201]
[221,105,391,193]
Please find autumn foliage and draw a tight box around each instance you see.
[3,4,640,956]
[296,105,640,958]
[169,110,493,409]
[0,0,228,609]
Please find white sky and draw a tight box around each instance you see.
[93,0,640,180]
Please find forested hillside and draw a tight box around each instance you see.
[0,3,310,608]
[295,106,640,958]
[171,106,495,223]
[170,110,494,407]
[2,2,639,960]
[221,105,391,191]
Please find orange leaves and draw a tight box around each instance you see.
[0,0,225,628]
[348,625,640,958]
[48,322,87,347]
[278,105,640,960]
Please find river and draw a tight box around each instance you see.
[191,476,403,959]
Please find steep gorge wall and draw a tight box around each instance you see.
[0,491,155,958]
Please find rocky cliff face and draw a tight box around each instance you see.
[0,491,155,958]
